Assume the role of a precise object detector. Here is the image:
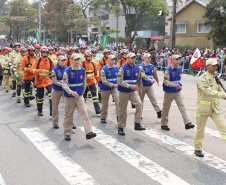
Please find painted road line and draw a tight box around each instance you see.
[141,128,226,174]
[0,174,6,185]
[21,128,98,185]
[80,127,189,185]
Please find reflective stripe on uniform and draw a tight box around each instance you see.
[17,71,23,74]
[218,92,223,98]
[222,135,226,141]
[39,73,48,76]
[200,101,211,105]
[107,78,117,82]
[196,113,200,117]
[24,67,27,72]
[171,80,181,84]
[215,99,219,104]
[68,83,83,87]
[124,80,137,83]
[194,138,204,143]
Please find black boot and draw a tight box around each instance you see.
[131,102,135,109]
[12,93,16,97]
[24,97,30,107]
[12,80,16,92]
[157,111,162,118]
[118,128,125,136]
[16,85,21,99]
[185,123,195,130]
[94,102,101,114]
[194,150,204,157]
[98,91,102,103]
[49,99,52,116]
[134,123,146,131]
[37,104,43,116]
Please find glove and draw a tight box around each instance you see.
[16,75,19,81]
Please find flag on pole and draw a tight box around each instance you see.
[101,33,109,48]
[82,39,86,46]
[188,48,205,76]
[79,38,82,46]
[35,31,40,42]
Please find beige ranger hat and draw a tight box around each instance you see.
[172,55,181,59]
[143,53,151,58]
[71,53,81,60]
[108,55,116,60]
[58,55,66,61]
[206,58,218,65]
[127,52,136,58]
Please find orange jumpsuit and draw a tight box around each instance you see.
[117,58,127,68]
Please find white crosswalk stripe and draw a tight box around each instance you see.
[0,174,6,185]
[21,127,98,185]
[141,128,226,174]
[80,126,189,185]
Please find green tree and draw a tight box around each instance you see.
[93,0,168,45]
[108,37,116,43]
[0,0,38,41]
[204,0,226,45]
[134,36,146,49]
[27,28,36,37]
[42,0,73,42]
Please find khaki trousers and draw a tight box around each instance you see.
[140,86,161,112]
[101,88,119,119]
[63,96,93,136]
[161,91,191,126]
[4,74,10,90]
[118,91,142,128]
[52,89,63,125]
[194,110,226,150]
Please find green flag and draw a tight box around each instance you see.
[35,31,40,42]
[188,63,195,76]
[101,33,109,48]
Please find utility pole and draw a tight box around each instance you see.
[170,0,177,49]
[39,2,41,43]
[115,0,119,48]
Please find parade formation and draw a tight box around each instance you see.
[0,42,225,160]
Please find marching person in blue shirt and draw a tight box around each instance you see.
[100,54,119,124]
[62,53,96,141]
[117,52,154,136]
[161,55,195,131]
[140,53,162,119]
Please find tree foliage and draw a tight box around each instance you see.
[134,36,146,49]
[27,28,36,37]
[204,0,226,45]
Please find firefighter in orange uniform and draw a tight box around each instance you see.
[80,51,100,114]
[31,47,55,116]
[65,46,79,67]
[117,49,128,68]
[97,49,110,102]
[34,44,41,58]
[21,46,37,107]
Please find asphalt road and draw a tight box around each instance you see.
[0,71,226,185]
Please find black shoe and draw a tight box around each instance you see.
[12,93,16,97]
[157,111,162,118]
[161,125,170,131]
[45,92,48,96]
[25,103,30,107]
[185,123,195,130]
[86,132,97,139]
[141,117,143,120]
[96,109,101,114]
[88,94,92,98]
[73,124,76,129]
[5,90,9,93]
[50,112,52,116]
[17,99,21,103]
[64,135,71,141]
[131,103,135,109]
[38,112,43,116]
[101,119,107,124]
[53,124,59,129]
[30,96,35,100]
[118,128,125,136]
[134,123,146,131]
[194,150,204,157]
